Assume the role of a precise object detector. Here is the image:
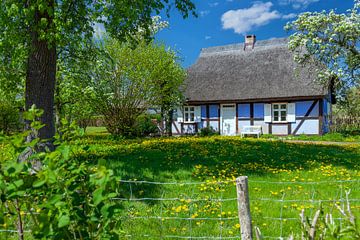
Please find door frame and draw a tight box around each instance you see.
[220,104,236,135]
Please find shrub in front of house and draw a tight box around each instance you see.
[198,126,219,137]
[134,114,160,137]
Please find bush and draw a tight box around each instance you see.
[0,100,21,134]
[134,114,160,137]
[0,108,122,239]
[198,126,218,137]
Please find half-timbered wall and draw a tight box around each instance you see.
[173,98,329,136]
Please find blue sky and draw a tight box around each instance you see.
[155,0,354,67]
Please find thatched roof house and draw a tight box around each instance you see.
[173,36,333,136]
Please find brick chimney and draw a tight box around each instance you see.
[244,35,256,50]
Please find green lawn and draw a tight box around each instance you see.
[2,134,359,239]
[262,132,360,142]
[73,135,360,239]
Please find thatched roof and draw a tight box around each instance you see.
[185,38,327,103]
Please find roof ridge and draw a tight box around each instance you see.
[200,37,288,55]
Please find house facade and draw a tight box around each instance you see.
[172,36,334,136]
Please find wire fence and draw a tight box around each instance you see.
[1,178,360,239]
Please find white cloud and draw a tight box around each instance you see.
[221,2,281,35]
[200,10,210,17]
[209,2,219,7]
[282,13,297,19]
[205,36,212,40]
[279,0,319,9]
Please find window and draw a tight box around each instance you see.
[272,103,287,122]
[184,106,195,123]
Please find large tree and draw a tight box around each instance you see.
[285,0,360,100]
[0,0,195,144]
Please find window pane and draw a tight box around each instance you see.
[281,116,286,121]
[190,113,194,121]
[185,107,188,111]
[274,111,279,122]
[274,105,279,109]
[190,107,194,112]
[185,113,189,122]
[281,104,287,109]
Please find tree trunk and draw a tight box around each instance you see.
[166,109,173,137]
[25,1,56,147]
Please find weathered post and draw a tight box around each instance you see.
[236,176,253,240]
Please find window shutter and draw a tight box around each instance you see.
[264,104,272,123]
[194,106,201,122]
[177,108,183,123]
[287,103,296,122]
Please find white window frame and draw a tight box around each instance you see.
[184,106,195,123]
[272,103,288,123]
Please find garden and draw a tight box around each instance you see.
[1,0,360,239]
[1,128,359,239]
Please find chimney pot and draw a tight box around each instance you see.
[244,35,256,50]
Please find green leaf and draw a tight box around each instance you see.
[33,179,46,188]
[58,214,70,228]
[93,188,103,206]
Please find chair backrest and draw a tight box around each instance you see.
[243,126,262,133]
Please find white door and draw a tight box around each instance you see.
[221,104,236,136]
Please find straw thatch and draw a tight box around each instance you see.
[185,38,327,102]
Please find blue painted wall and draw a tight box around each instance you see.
[201,105,206,118]
[209,105,219,118]
[296,101,319,117]
[238,104,250,118]
[254,103,264,118]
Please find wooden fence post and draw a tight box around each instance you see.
[236,176,253,240]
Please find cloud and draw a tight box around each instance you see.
[278,0,319,9]
[209,2,219,7]
[199,10,210,17]
[221,2,281,35]
[282,13,297,19]
[205,36,212,40]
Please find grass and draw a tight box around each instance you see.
[2,131,360,239]
[262,132,360,142]
[85,126,110,136]
[73,135,360,239]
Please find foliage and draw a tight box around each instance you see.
[286,0,360,99]
[0,108,122,239]
[134,114,160,137]
[340,86,360,118]
[56,51,97,131]
[0,99,21,135]
[198,126,219,137]
[0,0,196,141]
[88,38,185,136]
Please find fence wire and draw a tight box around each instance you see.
[1,179,359,239]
